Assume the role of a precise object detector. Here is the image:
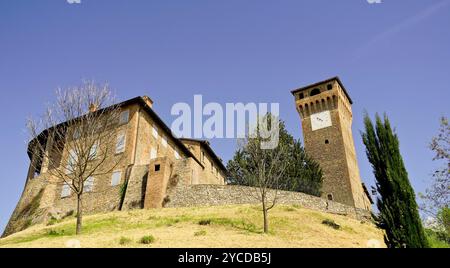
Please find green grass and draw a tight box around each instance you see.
[425,229,450,248]
[194,230,207,237]
[199,217,260,234]
[0,204,385,248]
[139,235,155,244]
[119,236,132,245]
[322,219,341,230]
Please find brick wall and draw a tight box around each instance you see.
[164,184,372,221]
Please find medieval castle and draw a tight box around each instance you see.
[3,77,372,237]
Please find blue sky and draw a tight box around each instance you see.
[0,0,449,233]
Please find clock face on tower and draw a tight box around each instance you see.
[311,111,332,131]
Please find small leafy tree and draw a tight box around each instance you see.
[362,113,429,248]
[228,114,291,233]
[227,118,322,196]
[27,81,123,235]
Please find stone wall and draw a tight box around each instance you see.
[164,184,372,221]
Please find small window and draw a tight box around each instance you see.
[327,84,333,90]
[84,177,94,192]
[150,147,157,159]
[61,183,71,198]
[162,135,168,147]
[154,164,160,172]
[174,150,180,159]
[310,88,321,96]
[299,93,304,99]
[325,139,329,144]
[89,143,99,160]
[66,150,77,174]
[73,128,81,140]
[152,125,158,139]
[119,110,130,124]
[116,132,126,153]
[327,194,333,201]
[111,171,122,186]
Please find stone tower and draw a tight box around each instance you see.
[291,77,372,210]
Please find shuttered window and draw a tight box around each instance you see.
[111,171,122,186]
[84,177,94,192]
[116,132,126,153]
[61,183,71,198]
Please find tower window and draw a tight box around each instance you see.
[154,164,160,172]
[325,139,329,144]
[310,88,321,96]
[299,93,304,99]
[327,84,333,90]
[327,194,333,201]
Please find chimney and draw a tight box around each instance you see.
[142,95,154,108]
[89,103,99,113]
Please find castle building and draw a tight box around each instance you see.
[3,96,227,236]
[291,77,373,210]
[4,80,374,237]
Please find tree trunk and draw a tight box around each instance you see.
[76,194,83,235]
[262,200,269,233]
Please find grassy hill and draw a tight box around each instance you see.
[0,204,385,248]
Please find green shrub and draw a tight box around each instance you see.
[119,236,132,245]
[118,180,128,210]
[322,219,340,230]
[139,235,155,244]
[425,229,450,248]
[47,229,65,236]
[23,219,33,229]
[47,217,58,226]
[198,219,212,226]
[63,210,74,219]
[194,230,207,237]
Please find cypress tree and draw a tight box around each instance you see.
[362,113,429,248]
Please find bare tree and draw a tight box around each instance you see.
[420,117,449,220]
[27,81,124,234]
[234,114,290,233]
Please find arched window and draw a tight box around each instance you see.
[299,92,304,99]
[310,88,321,96]
[327,194,333,201]
[327,84,333,90]
[321,99,326,110]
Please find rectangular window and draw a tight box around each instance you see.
[111,171,121,186]
[61,183,71,198]
[150,147,157,159]
[119,110,130,125]
[174,150,180,160]
[152,125,158,139]
[66,150,77,174]
[84,177,94,192]
[73,128,81,140]
[89,143,99,160]
[162,135,167,148]
[116,132,126,153]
